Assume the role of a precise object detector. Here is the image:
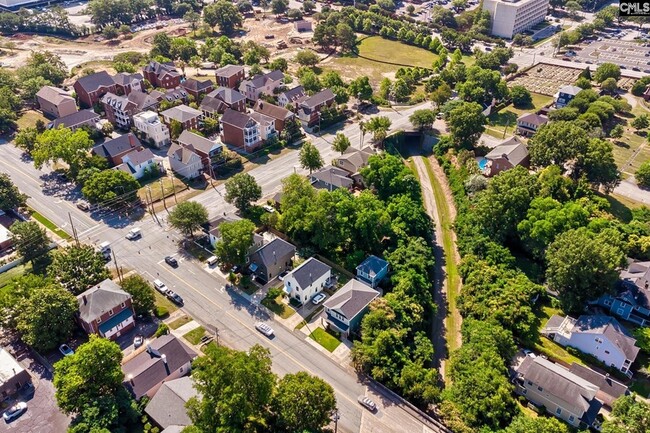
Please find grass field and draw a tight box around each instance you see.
[138,176,187,203]
[29,208,72,240]
[261,293,295,319]
[614,99,650,178]
[485,93,554,139]
[309,328,341,352]
[0,263,31,288]
[16,110,48,130]
[154,291,178,317]
[532,304,584,366]
[183,326,206,345]
[169,315,192,330]
[322,36,440,85]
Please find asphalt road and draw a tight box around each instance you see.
[0,103,448,433]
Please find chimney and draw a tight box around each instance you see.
[128,374,134,386]
[82,295,87,305]
[161,354,170,375]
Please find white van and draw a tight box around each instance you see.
[206,256,218,267]
[153,279,168,294]
[126,227,142,240]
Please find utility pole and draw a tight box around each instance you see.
[68,213,80,247]
[112,249,123,284]
[159,178,168,212]
[147,186,160,225]
[170,174,178,204]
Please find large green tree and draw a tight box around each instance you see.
[348,76,373,102]
[0,173,27,210]
[203,0,243,35]
[224,173,262,213]
[602,395,650,433]
[271,372,336,432]
[298,141,324,174]
[187,344,276,433]
[16,285,77,352]
[332,133,351,154]
[10,220,51,264]
[505,415,569,433]
[446,101,486,147]
[81,169,140,205]
[546,227,625,312]
[361,153,420,202]
[409,109,436,131]
[594,62,621,83]
[364,116,392,144]
[168,201,209,238]
[637,161,650,188]
[120,274,155,316]
[215,219,256,266]
[528,121,589,168]
[48,245,110,295]
[32,127,95,178]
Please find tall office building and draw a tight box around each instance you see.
[482,0,550,39]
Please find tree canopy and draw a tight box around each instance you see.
[168,201,209,238]
[81,169,140,206]
[446,101,485,147]
[48,245,110,295]
[0,173,27,210]
[203,0,243,35]
[298,141,324,174]
[120,274,155,316]
[225,173,262,213]
[9,220,50,264]
[215,219,256,266]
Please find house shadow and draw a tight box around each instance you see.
[224,285,271,320]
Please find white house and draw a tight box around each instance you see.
[116,148,160,180]
[239,70,284,102]
[167,142,203,180]
[543,315,640,377]
[249,112,277,141]
[283,257,332,304]
[133,111,171,148]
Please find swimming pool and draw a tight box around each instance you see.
[477,158,488,170]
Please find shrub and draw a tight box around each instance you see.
[155,322,169,337]
[155,306,169,318]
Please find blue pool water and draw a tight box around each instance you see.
[478,158,488,170]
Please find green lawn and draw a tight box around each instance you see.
[183,326,206,345]
[0,263,31,288]
[486,93,554,138]
[29,208,72,240]
[154,291,178,318]
[138,176,187,203]
[261,293,296,319]
[309,328,341,352]
[168,315,192,330]
[16,110,48,130]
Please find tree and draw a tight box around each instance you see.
[215,219,256,266]
[332,133,351,154]
[32,127,95,178]
[348,76,373,102]
[579,138,619,191]
[637,161,650,188]
[446,101,486,147]
[271,0,288,15]
[546,228,625,312]
[602,395,650,433]
[184,10,202,34]
[0,173,27,210]
[10,221,50,264]
[203,0,243,35]
[528,121,589,169]
[430,82,452,108]
[336,23,357,53]
[594,62,621,83]
[120,275,155,316]
[17,51,67,86]
[299,141,324,174]
[294,49,319,67]
[168,201,209,238]
[510,85,532,108]
[225,173,262,212]
[187,344,276,432]
[48,245,110,295]
[409,109,436,130]
[303,0,315,12]
[505,415,569,433]
[102,24,119,39]
[81,169,140,205]
[16,284,77,352]
[365,116,392,143]
[601,77,618,93]
[269,57,288,72]
[272,372,336,432]
[610,124,624,139]
[632,114,650,131]
[406,4,415,13]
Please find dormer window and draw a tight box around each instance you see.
[109,309,114,316]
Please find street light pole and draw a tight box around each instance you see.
[331,408,340,433]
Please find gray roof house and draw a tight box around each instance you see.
[514,356,602,429]
[123,335,197,400]
[283,257,333,304]
[76,279,136,340]
[516,112,549,137]
[278,86,306,107]
[555,85,583,108]
[568,363,629,408]
[248,238,296,284]
[323,279,379,338]
[144,376,198,430]
[543,314,640,377]
[483,136,529,177]
[310,166,353,191]
[167,142,203,180]
[48,109,100,131]
[356,255,389,288]
[592,261,650,327]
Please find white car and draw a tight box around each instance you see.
[126,227,142,240]
[3,402,27,422]
[262,205,275,213]
[153,279,168,294]
[255,322,274,337]
[357,396,377,412]
[311,293,327,305]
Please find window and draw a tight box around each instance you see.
[97,317,102,323]
[569,415,575,423]
[605,350,610,355]
[121,302,125,308]
[522,389,527,394]
[527,380,533,386]
[537,386,543,392]
[556,408,562,415]
[108,309,114,316]
[604,299,611,306]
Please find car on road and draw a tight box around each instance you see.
[166,290,184,305]
[133,334,144,348]
[3,402,27,422]
[311,293,327,305]
[255,322,274,337]
[59,344,74,357]
[76,201,90,212]
[126,227,142,240]
[153,279,168,294]
[358,396,377,412]
[165,256,178,268]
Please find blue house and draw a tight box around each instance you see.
[356,255,389,288]
[591,261,650,327]
[322,279,379,338]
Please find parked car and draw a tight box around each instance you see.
[3,402,27,422]
[278,270,289,281]
[166,290,184,305]
[311,293,327,305]
[59,344,74,357]
[126,227,142,240]
[165,256,179,268]
[255,322,274,337]
[76,201,90,212]
[230,264,241,274]
[357,396,377,412]
[153,279,168,294]
[133,334,144,348]
[262,205,275,213]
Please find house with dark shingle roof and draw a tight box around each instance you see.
[36,86,78,118]
[323,279,379,338]
[283,257,332,304]
[239,70,284,102]
[356,255,389,288]
[177,130,222,173]
[297,88,335,127]
[516,112,548,137]
[555,84,583,108]
[122,335,197,400]
[92,133,142,166]
[48,109,100,131]
[248,237,296,284]
[143,61,181,89]
[309,166,353,191]
[215,64,245,89]
[144,376,198,430]
[200,87,246,118]
[568,363,629,409]
[220,108,262,152]
[592,261,650,327]
[73,71,118,108]
[542,314,640,377]
[76,279,135,340]
[483,136,529,177]
[181,78,214,99]
[101,92,139,129]
[160,105,203,131]
[112,72,144,96]
[514,356,602,429]
[253,100,295,132]
[278,86,306,107]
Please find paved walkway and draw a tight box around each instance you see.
[173,320,201,336]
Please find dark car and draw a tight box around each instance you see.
[165,256,178,268]
[166,290,184,305]
[230,265,240,274]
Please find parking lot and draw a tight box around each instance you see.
[574,39,650,72]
